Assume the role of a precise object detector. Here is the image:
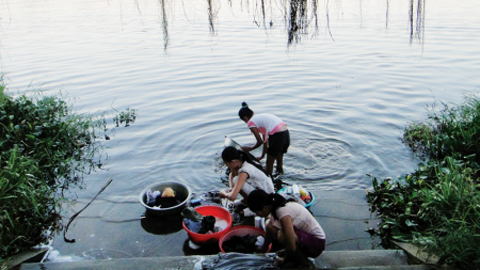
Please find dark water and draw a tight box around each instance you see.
[1,0,480,261]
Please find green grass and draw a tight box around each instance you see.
[367,95,480,270]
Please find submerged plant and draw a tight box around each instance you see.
[113,108,136,127]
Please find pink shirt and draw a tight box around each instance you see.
[270,202,326,240]
[247,113,287,142]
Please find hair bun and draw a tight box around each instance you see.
[241,102,248,108]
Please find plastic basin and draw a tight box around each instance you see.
[219,225,271,253]
[277,187,315,208]
[139,181,192,216]
[182,205,233,245]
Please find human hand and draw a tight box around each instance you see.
[273,255,285,267]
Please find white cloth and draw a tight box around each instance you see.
[255,236,265,249]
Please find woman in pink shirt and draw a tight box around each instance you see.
[247,189,326,268]
[238,102,290,176]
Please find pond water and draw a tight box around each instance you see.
[1,0,480,262]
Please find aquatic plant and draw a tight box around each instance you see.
[113,107,136,127]
[0,82,136,262]
[367,95,480,270]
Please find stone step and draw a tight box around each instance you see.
[339,267,433,270]
[314,250,411,268]
[20,250,433,270]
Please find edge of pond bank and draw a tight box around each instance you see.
[2,247,49,270]
[13,189,382,267]
[19,250,436,270]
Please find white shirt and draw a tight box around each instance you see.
[233,162,275,196]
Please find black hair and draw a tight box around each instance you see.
[222,146,269,178]
[238,102,254,120]
[247,189,293,220]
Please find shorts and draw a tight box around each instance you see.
[267,130,290,157]
[295,229,325,258]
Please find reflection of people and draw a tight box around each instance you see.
[238,102,290,176]
[219,146,275,203]
[247,189,326,268]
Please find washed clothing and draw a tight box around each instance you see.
[233,162,275,196]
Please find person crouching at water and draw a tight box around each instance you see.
[238,102,290,177]
[219,146,275,209]
[247,189,326,268]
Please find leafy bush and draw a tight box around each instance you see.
[367,95,480,270]
[0,85,104,260]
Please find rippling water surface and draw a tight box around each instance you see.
[1,0,480,259]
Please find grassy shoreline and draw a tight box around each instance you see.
[367,95,480,270]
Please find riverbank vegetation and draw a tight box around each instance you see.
[366,95,480,270]
[0,81,135,263]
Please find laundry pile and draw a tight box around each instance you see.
[222,234,265,253]
[145,187,183,208]
[182,207,229,234]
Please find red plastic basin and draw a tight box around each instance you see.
[219,225,271,253]
[182,205,233,245]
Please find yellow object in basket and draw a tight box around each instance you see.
[161,187,175,198]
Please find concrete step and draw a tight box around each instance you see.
[20,250,433,270]
[339,267,433,270]
[315,250,412,268]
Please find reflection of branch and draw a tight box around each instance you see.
[325,0,335,42]
[385,0,389,28]
[208,0,215,34]
[409,0,425,46]
[409,0,413,43]
[416,0,425,45]
[159,0,169,51]
[287,0,308,45]
[261,0,266,28]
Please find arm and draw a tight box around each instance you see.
[280,215,297,254]
[259,136,267,160]
[277,215,305,265]
[219,172,247,201]
[259,219,277,253]
[228,169,238,189]
[242,127,264,152]
[222,172,235,194]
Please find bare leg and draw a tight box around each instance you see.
[266,154,275,176]
[276,228,310,268]
[276,153,284,174]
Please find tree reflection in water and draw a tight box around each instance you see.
[409,0,425,45]
[155,0,426,49]
[159,0,169,51]
[251,0,321,46]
